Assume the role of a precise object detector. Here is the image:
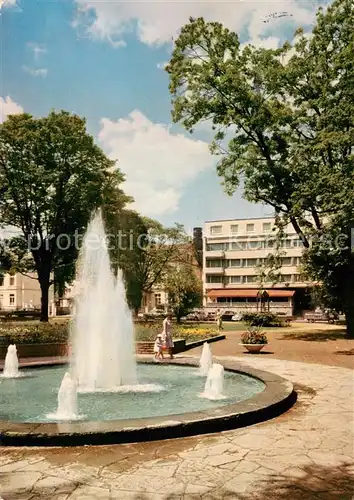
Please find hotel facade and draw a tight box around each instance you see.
[203,217,313,316]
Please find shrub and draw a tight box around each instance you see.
[241,326,268,344]
[0,320,216,344]
[241,312,285,327]
[0,323,69,345]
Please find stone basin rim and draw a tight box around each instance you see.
[0,357,296,447]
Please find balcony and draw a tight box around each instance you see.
[204,250,225,258]
[205,267,225,274]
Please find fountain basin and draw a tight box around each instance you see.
[0,358,295,446]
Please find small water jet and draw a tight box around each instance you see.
[47,372,83,421]
[199,342,213,376]
[1,344,20,378]
[200,363,226,400]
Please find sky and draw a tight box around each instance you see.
[1,0,329,232]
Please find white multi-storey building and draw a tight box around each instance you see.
[203,217,314,316]
[0,273,54,312]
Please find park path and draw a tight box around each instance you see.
[187,325,354,369]
[1,356,353,499]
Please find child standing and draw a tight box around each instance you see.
[153,334,164,361]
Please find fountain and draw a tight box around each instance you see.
[47,372,83,421]
[201,363,226,400]
[70,210,138,392]
[199,342,213,376]
[1,344,20,378]
[0,210,286,447]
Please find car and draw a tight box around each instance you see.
[206,311,216,321]
[231,313,242,321]
[221,310,235,321]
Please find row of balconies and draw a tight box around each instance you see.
[204,274,308,286]
[205,248,303,259]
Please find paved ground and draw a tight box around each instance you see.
[1,355,353,499]
[194,323,353,369]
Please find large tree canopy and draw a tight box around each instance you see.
[167,0,354,336]
[164,264,202,322]
[0,111,128,321]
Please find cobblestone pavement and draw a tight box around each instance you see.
[1,357,353,499]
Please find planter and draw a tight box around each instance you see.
[240,343,267,354]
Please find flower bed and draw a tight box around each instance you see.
[0,321,217,346]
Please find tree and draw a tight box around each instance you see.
[104,206,190,314]
[166,0,354,336]
[0,111,128,321]
[103,206,149,314]
[164,264,202,322]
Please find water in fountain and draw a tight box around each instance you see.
[47,372,83,421]
[1,344,20,378]
[200,363,226,400]
[70,211,138,392]
[199,342,213,376]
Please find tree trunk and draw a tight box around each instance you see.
[40,279,50,322]
[344,256,354,338]
[344,309,354,338]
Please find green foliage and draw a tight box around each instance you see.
[241,312,285,327]
[104,207,190,313]
[0,111,128,320]
[164,264,203,322]
[0,323,68,345]
[241,326,268,345]
[134,322,215,342]
[167,0,354,336]
[0,321,215,344]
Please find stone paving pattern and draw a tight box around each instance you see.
[1,356,353,499]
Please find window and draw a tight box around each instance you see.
[9,294,15,305]
[210,225,222,235]
[0,276,3,286]
[244,276,257,283]
[263,222,271,232]
[280,239,292,248]
[282,257,292,266]
[271,297,289,303]
[230,241,247,250]
[293,257,301,266]
[206,275,223,283]
[229,276,241,284]
[206,243,227,251]
[9,276,15,286]
[206,259,223,268]
[155,293,161,305]
[280,275,292,282]
[247,240,261,249]
[293,238,304,248]
[229,259,241,267]
[246,223,255,233]
[293,274,304,282]
[244,258,257,267]
[0,294,3,307]
[230,224,238,234]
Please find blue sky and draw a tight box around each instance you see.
[1,0,328,231]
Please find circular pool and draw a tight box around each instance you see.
[0,363,265,423]
[0,359,295,446]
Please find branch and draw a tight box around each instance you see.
[19,271,38,281]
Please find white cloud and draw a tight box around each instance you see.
[98,110,215,216]
[27,42,47,61]
[0,96,23,123]
[23,66,48,77]
[74,0,325,48]
[0,0,17,8]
